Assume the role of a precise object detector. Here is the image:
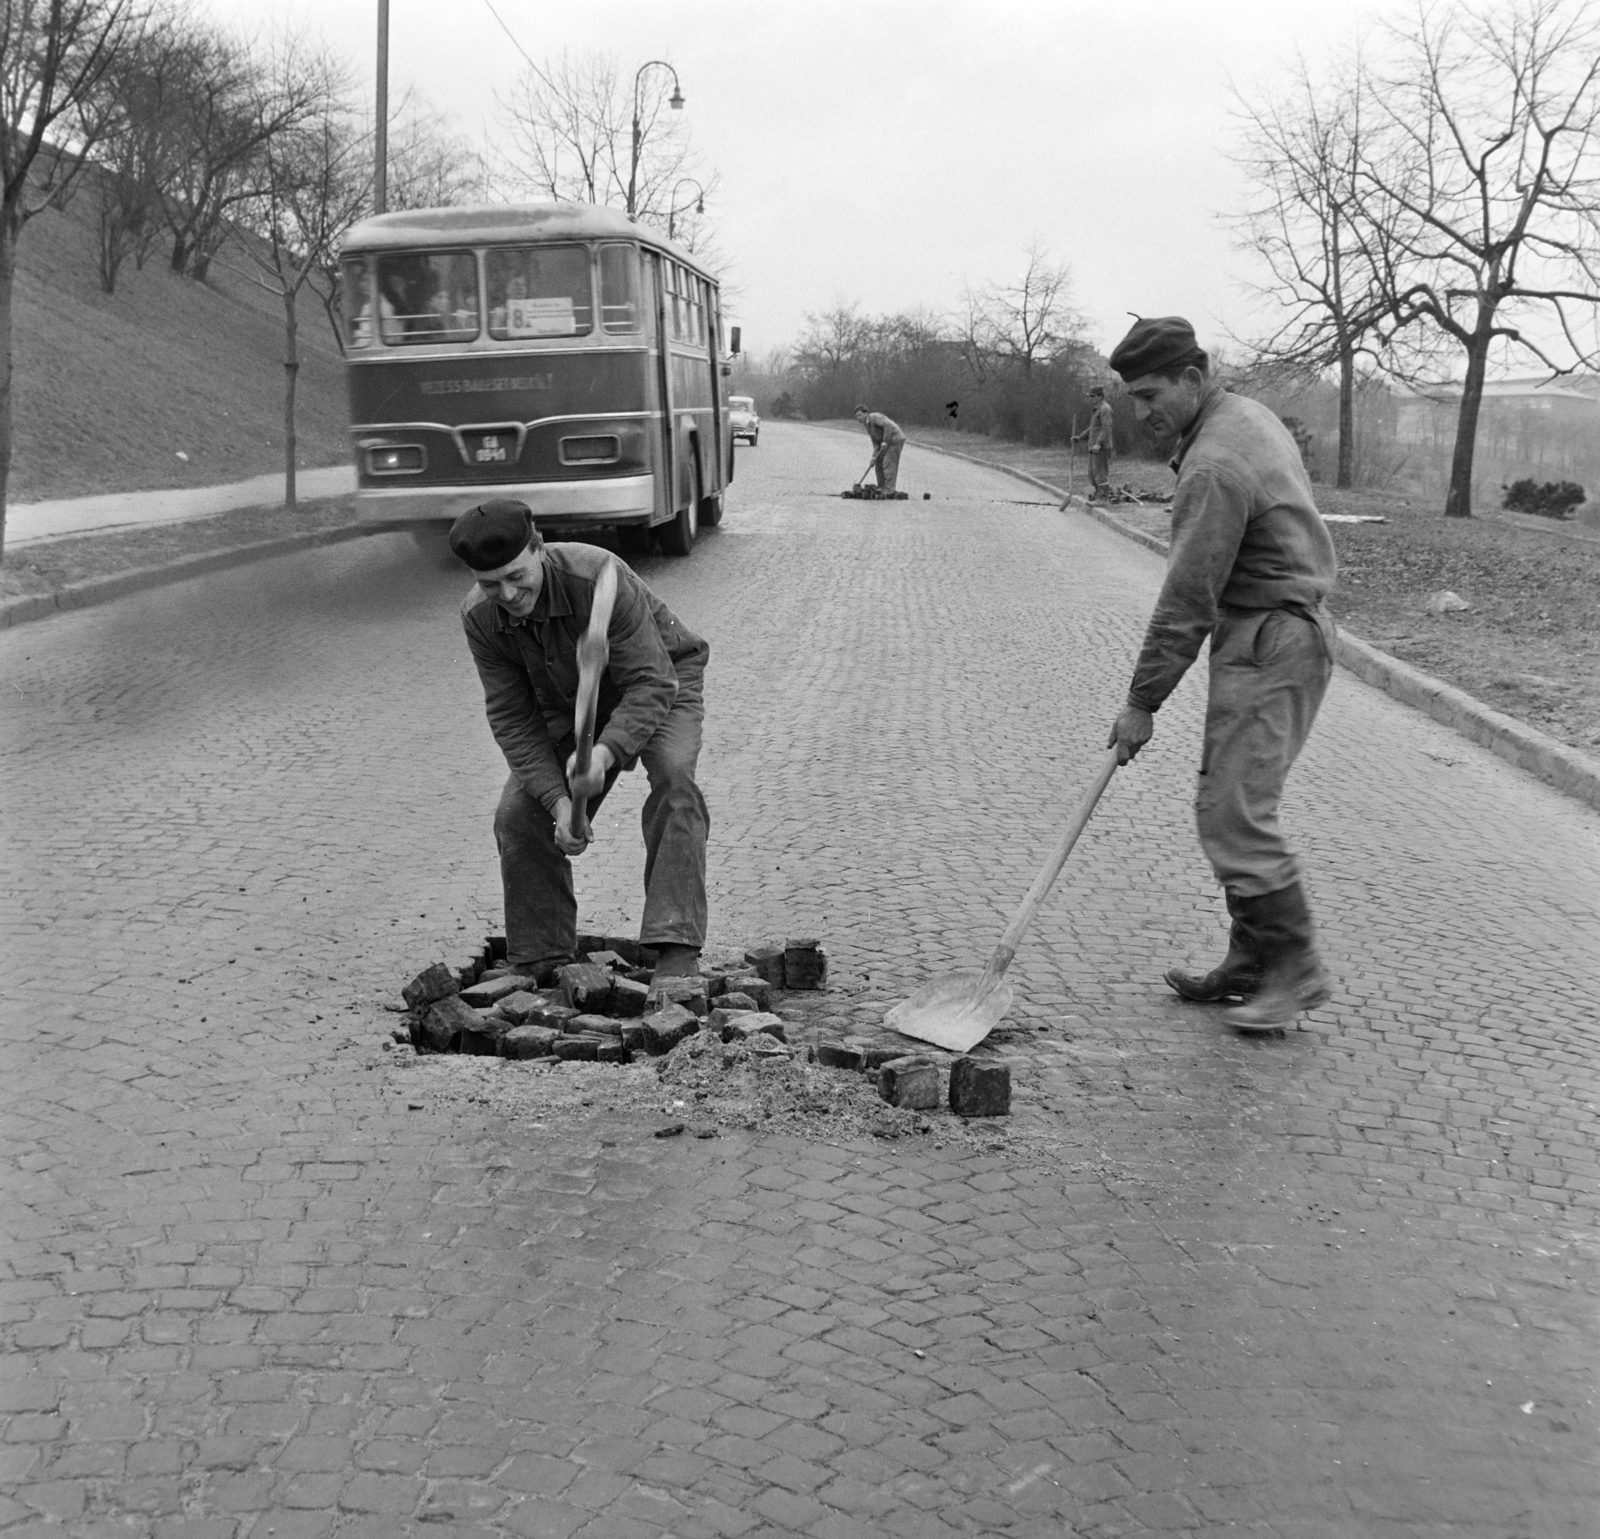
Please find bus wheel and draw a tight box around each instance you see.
[660,460,700,556]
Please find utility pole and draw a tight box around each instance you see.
[374,0,389,214]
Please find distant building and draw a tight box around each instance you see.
[1394,374,1599,485]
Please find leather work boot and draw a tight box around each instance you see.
[649,943,702,986]
[1165,891,1261,1003]
[1226,883,1331,1032]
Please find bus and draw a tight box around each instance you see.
[337,203,738,555]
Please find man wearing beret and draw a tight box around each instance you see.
[449,499,711,983]
[853,405,906,494]
[1105,317,1338,1030]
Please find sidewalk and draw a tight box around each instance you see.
[6,464,357,546]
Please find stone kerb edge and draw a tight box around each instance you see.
[0,522,397,631]
[898,428,1600,812]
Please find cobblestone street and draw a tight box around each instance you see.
[3,423,1598,1537]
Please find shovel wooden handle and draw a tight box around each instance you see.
[976,748,1119,995]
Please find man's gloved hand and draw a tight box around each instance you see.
[565,743,614,802]
[1108,704,1153,765]
[552,796,590,857]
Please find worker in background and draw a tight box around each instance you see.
[853,405,906,494]
[1103,317,1338,1032]
[1073,385,1116,500]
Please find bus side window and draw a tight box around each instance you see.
[670,264,685,344]
[599,245,641,333]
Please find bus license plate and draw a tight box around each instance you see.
[471,433,509,464]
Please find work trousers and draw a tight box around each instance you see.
[874,441,903,493]
[1088,446,1111,495]
[1195,606,1334,898]
[494,674,709,966]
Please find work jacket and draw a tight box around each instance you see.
[461,543,709,814]
[1087,400,1114,450]
[1127,387,1336,713]
[862,412,905,447]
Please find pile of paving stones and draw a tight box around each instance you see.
[391,932,1010,1117]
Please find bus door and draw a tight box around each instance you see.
[646,250,676,523]
[707,283,727,490]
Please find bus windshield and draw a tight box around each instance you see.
[366,251,479,345]
[487,245,593,339]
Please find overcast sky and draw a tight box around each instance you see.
[203,0,1405,359]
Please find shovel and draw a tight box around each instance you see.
[886,748,1120,1053]
[569,559,619,842]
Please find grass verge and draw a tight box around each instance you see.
[904,426,1600,754]
[1,495,363,604]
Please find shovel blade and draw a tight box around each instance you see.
[885,970,1014,1054]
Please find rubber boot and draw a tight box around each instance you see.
[1165,891,1262,1003]
[1226,883,1330,1032]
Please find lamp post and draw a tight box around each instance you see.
[374,0,389,213]
[626,60,684,219]
[667,178,705,240]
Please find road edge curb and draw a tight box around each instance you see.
[903,431,1600,812]
[0,522,398,632]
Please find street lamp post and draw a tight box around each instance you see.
[374,0,389,213]
[667,178,706,241]
[626,60,684,219]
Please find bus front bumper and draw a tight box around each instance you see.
[355,474,654,528]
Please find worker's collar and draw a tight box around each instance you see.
[1170,383,1227,473]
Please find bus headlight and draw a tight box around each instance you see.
[366,444,426,475]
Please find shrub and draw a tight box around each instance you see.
[1501,478,1587,519]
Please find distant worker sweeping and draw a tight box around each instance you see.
[853,405,906,495]
[1103,317,1338,1031]
[1072,384,1116,500]
[449,499,712,988]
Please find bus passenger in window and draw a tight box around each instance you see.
[853,405,907,494]
[448,500,714,988]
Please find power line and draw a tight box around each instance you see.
[479,0,539,73]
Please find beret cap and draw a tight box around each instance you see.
[448,499,540,571]
[1109,315,1202,381]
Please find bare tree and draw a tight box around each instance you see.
[234,49,364,509]
[497,50,711,233]
[386,91,488,211]
[793,301,872,375]
[964,242,1082,375]
[1230,59,1402,487]
[155,20,317,280]
[1,0,144,556]
[1355,0,1600,516]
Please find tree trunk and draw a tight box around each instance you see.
[1445,332,1492,518]
[0,220,18,561]
[283,286,299,508]
[1336,340,1354,490]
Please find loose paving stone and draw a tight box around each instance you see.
[816,1041,868,1071]
[492,990,545,1025]
[878,1055,941,1110]
[610,977,651,1017]
[719,1012,787,1044]
[948,1056,1011,1117]
[401,962,459,1010]
[719,975,772,1010]
[648,975,709,1016]
[568,1014,622,1038]
[640,1002,699,1053]
[502,1025,560,1059]
[783,938,828,989]
[459,973,536,1007]
[555,961,613,1013]
[743,946,786,987]
[417,994,480,1053]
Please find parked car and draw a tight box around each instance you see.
[729,395,760,446]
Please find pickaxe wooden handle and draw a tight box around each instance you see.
[570,559,619,842]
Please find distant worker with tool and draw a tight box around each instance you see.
[854,404,906,494]
[1104,317,1338,1031]
[449,499,712,987]
[1072,385,1116,500]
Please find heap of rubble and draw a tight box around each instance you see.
[391,933,1009,1117]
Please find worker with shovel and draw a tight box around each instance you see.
[853,405,906,494]
[1104,317,1338,1031]
[1072,385,1116,500]
[448,499,712,987]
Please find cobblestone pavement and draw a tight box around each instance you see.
[3,423,1598,1538]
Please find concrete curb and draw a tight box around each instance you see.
[905,432,1600,812]
[0,522,397,631]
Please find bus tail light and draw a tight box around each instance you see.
[366,443,426,475]
[559,434,622,466]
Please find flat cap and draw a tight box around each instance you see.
[1109,316,1201,381]
[448,499,539,571]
